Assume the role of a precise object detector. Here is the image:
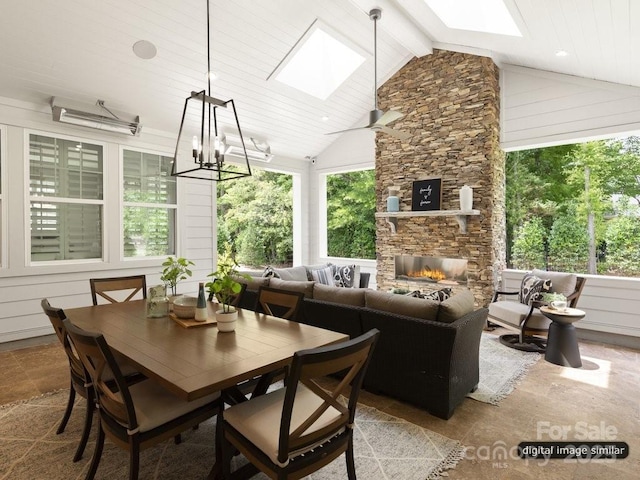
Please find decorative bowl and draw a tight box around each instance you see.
[172,296,197,319]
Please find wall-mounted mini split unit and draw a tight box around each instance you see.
[224,134,273,163]
[50,98,142,136]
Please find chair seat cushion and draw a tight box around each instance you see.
[224,384,342,465]
[128,381,219,433]
[488,301,551,330]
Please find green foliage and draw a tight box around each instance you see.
[160,256,195,296]
[217,168,292,266]
[206,249,249,312]
[511,217,547,270]
[506,136,640,277]
[547,208,589,273]
[326,170,375,259]
[602,214,640,276]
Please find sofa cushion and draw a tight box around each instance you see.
[519,273,552,305]
[332,264,361,288]
[365,290,439,321]
[313,283,366,307]
[437,290,475,323]
[532,269,577,299]
[310,266,334,286]
[268,278,315,298]
[235,275,269,291]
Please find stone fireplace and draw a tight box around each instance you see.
[375,49,506,306]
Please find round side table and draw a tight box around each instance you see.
[540,306,586,368]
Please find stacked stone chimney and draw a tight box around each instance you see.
[375,49,506,306]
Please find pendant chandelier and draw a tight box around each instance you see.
[171,0,252,181]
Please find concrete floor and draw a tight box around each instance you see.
[1,330,638,479]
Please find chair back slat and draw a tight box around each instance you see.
[41,299,86,384]
[278,329,379,463]
[257,286,304,320]
[90,275,147,305]
[63,318,137,429]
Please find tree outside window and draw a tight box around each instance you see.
[506,136,640,276]
[123,150,176,257]
[326,169,375,260]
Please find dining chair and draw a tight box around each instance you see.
[63,318,222,480]
[40,299,95,462]
[256,286,304,320]
[220,328,380,480]
[89,274,147,305]
[41,299,146,462]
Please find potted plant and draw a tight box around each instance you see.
[161,256,195,298]
[206,250,249,331]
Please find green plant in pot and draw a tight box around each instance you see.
[161,256,195,297]
[206,250,249,330]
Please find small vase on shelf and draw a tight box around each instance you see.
[459,185,473,211]
[387,186,400,212]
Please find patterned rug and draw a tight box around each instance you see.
[467,332,542,405]
[0,390,464,480]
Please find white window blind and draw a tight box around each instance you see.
[29,135,104,261]
[123,149,176,257]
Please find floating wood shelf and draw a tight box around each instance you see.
[375,210,480,234]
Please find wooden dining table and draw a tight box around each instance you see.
[64,300,348,402]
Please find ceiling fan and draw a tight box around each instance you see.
[327,8,410,140]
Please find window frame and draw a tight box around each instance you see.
[25,129,107,266]
[120,145,178,261]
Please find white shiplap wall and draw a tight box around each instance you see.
[501,64,640,150]
[0,97,216,342]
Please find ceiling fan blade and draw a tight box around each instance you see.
[377,126,411,140]
[325,126,368,135]
[374,110,404,126]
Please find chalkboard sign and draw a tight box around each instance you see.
[412,178,442,211]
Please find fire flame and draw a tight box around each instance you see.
[406,268,446,281]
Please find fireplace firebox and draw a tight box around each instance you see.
[395,255,468,285]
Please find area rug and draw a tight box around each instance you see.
[467,332,542,405]
[0,390,464,480]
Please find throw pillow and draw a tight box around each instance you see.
[311,266,334,286]
[262,266,280,278]
[404,290,424,298]
[332,264,361,288]
[519,273,552,305]
[422,287,453,302]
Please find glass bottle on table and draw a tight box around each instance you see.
[195,282,208,321]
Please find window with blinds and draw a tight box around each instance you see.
[29,135,104,262]
[123,149,176,257]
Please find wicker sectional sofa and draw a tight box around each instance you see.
[238,274,488,419]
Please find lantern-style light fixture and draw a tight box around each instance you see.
[171,0,252,181]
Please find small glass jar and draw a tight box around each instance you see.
[146,285,169,318]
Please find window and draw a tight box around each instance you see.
[29,134,104,262]
[122,149,176,258]
[325,169,375,259]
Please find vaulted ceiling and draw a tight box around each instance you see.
[1,0,638,162]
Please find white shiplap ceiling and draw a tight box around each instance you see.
[0,0,638,162]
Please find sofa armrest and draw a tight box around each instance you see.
[358,272,370,288]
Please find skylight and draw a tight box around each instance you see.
[425,0,521,37]
[271,20,366,100]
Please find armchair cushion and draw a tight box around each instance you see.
[519,273,552,305]
[488,301,551,331]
